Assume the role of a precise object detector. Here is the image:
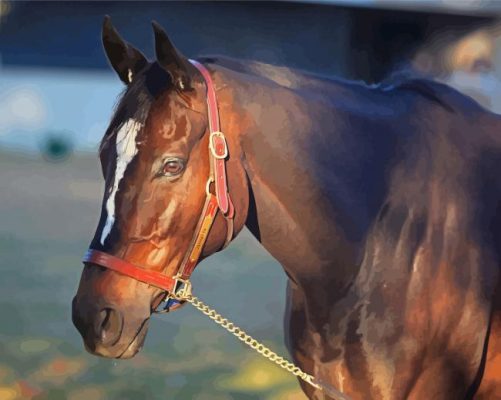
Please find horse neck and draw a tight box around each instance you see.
[212,63,390,320]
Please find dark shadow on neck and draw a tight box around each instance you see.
[244,172,261,242]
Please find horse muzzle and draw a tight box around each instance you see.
[72,294,151,358]
[71,263,155,359]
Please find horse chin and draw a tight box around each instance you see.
[118,320,150,359]
[117,318,150,359]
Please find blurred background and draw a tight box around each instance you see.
[1,1,501,399]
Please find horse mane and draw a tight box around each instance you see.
[199,55,458,113]
[99,57,463,157]
[198,55,365,90]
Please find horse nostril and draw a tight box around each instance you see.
[96,307,123,346]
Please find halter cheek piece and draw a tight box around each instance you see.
[83,59,235,311]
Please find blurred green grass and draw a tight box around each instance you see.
[0,150,306,399]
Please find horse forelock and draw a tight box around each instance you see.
[99,79,153,156]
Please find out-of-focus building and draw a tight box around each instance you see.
[1,1,498,81]
[413,23,501,113]
[0,1,500,154]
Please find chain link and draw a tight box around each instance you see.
[172,287,322,392]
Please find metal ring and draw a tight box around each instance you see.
[209,131,228,159]
[206,177,215,196]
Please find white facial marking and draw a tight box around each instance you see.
[100,119,143,245]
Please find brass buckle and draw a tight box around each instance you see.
[209,131,228,159]
[172,274,193,300]
[155,276,193,313]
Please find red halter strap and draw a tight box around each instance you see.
[191,59,233,217]
[83,60,233,295]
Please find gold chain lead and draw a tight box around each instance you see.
[172,284,322,391]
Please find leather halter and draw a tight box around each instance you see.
[83,59,234,301]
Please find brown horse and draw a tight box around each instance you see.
[72,17,501,399]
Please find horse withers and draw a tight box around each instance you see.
[72,17,501,399]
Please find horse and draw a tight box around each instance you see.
[72,16,501,399]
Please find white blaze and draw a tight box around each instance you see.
[100,119,143,245]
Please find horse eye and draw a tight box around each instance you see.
[161,158,184,177]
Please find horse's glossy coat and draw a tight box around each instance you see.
[72,19,501,399]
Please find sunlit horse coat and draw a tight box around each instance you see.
[73,18,501,400]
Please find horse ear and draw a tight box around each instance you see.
[102,16,148,84]
[152,21,191,91]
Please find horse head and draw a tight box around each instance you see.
[72,17,248,359]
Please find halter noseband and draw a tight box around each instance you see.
[83,59,234,307]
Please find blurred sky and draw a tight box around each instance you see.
[318,0,501,14]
